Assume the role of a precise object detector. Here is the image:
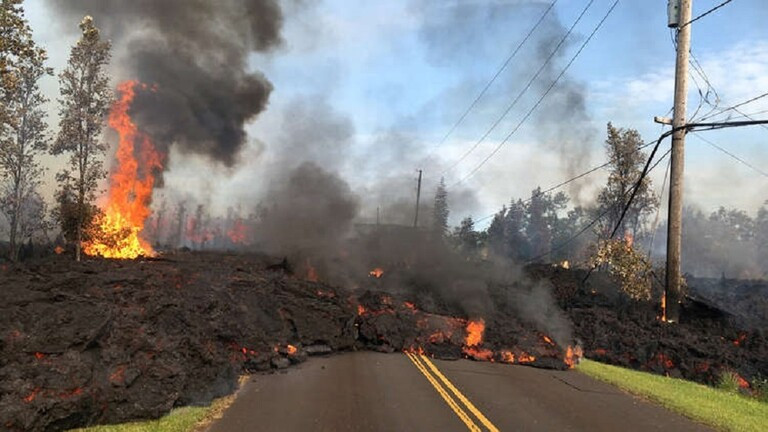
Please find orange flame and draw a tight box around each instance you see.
[564,345,582,369]
[464,319,485,347]
[369,267,384,278]
[286,344,298,355]
[542,335,555,346]
[84,81,163,259]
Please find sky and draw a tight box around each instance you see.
[20,0,768,228]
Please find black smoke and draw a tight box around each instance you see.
[48,0,283,167]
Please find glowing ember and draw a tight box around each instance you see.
[518,353,536,363]
[54,246,64,255]
[735,373,750,389]
[286,344,298,355]
[542,335,555,346]
[357,304,366,316]
[23,387,41,403]
[733,333,747,346]
[33,352,45,360]
[83,81,163,259]
[403,301,417,311]
[660,292,667,322]
[500,350,515,363]
[369,267,384,278]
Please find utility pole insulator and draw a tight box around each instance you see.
[667,0,681,28]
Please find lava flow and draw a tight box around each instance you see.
[83,81,163,259]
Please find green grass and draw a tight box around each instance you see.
[68,406,209,432]
[578,359,768,432]
[68,390,239,432]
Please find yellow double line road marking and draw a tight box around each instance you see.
[405,352,500,432]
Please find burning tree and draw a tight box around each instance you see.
[0,6,51,261]
[51,16,113,261]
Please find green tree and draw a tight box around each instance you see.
[454,216,480,257]
[596,123,658,240]
[0,0,35,128]
[50,16,113,261]
[432,177,449,237]
[525,187,568,262]
[0,42,51,261]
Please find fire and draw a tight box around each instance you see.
[564,345,582,369]
[369,267,384,278]
[660,292,667,322]
[518,353,536,363]
[286,344,298,355]
[464,319,485,347]
[227,219,249,244]
[542,335,555,346]
[83,81,163,259]
[560,260,570,269]
[500,351,515,363]
[357,304,366,316]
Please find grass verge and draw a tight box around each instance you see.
[69,377,245,432]
[578,359,768,432]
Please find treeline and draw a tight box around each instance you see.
[433,123,660,266]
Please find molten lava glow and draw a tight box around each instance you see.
[84,81,163,259]
[733,333,747,346]
[656,353,675,369]
[357,304,366,316]
[500,350,515,363]
[464,319,485,347]
[564,345,583,369]
[306,259,319,282]
[464,347,494,361]
[33,352,45,360]
[403,301,417,311]
[518,353,536,363]
[54,246,64,255]
[369,267,384,278]
[286,344,298,355]
[735,373,750,389]
[542,335,555,346]
[227,219,249,244]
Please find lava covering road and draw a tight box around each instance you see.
[1,253,766,431]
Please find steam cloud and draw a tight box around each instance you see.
[48,0,283,167]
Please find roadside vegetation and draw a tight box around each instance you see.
[578,359,768,432]
[69,388,240,432]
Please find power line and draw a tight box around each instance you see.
[525,144,672,264]
[421,1,559,165]
[679,0,735,29]
[693,132,768,178]
[451,0,620,187]
[698,91,768,122]
[440,0,596,176]
[647,156,671,259]
[474,140,658,225]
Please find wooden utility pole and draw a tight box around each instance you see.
[666,0,692,323]
[414,170,423,228]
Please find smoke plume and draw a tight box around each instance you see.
[48,0,283,168]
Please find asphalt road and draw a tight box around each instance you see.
[208,352,711,432]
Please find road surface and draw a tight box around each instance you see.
[209,352,710,432]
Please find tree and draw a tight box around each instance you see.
[432,177,449,237]
[50,16,113,261]
[453,216,480,258]
[596,123,658,240]
[0,43,51,260]
[1,0,35,129]
[525,187,568,262]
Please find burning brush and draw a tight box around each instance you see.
[84,81,163,259]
